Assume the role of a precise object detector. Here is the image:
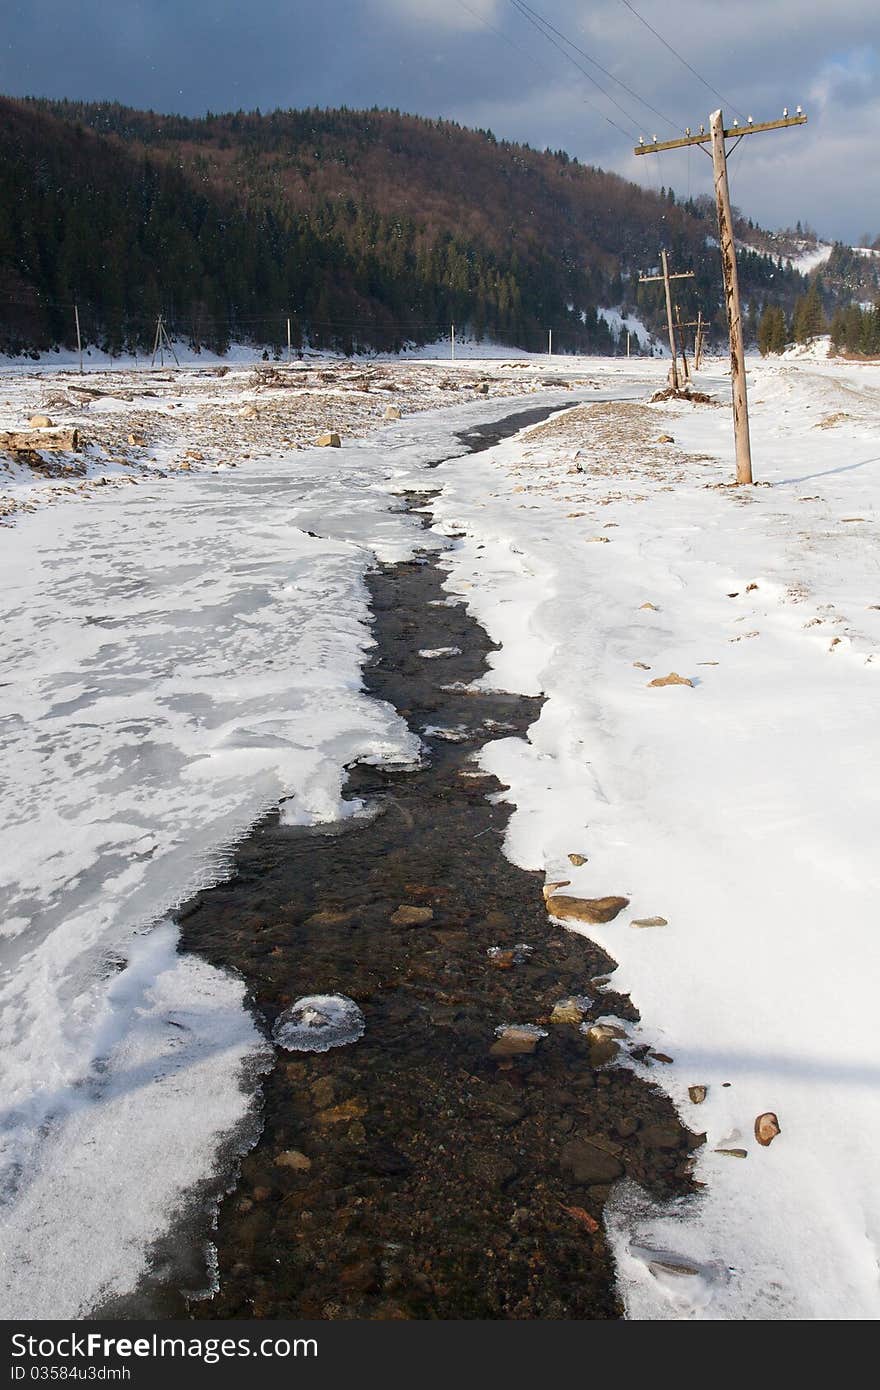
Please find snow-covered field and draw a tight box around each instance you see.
[2,351,878,1320]
[428,356,880,1319]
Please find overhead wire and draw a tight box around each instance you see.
[509,0,680,134]
[617,0,746,121]
[506,0,642,138]
[451,0,637,142]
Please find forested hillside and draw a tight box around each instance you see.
[0,96,815,356]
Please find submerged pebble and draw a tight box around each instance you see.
[273,994,365,1052]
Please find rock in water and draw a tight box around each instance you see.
[489,1024,547,1057]
[546,893,629,925]
[754,1112,781,1146]
[275,1150,312,1171]
[560,1138,624,1186]
[550,998,589,1025]
[273,994,365,1052]
[688,1085,708,1104]
[631,916,668,928]
[390,904,433,926]
[568,852,588,866]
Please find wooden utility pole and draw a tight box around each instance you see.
[694,310,705,371]
[675,311,703,382]
[73,304,83,374]
[710,109,750,480]
[635,108,807,482]
[639,253,694,390]
[674,306,691,382]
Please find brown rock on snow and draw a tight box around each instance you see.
[754,1112,781,1146]
[317,431,341,447]
[542,879,571,900]
[648,672,694,688]
[546,894,629,925]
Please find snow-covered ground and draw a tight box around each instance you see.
[427,355,880,1319]
[0,335,531,373]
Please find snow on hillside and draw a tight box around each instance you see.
[788,241,834,274]
[598,308,659,353]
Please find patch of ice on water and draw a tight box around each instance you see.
[273,995,365,1052]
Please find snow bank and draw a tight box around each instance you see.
[429,358,880,1319]
[782,334,832,361]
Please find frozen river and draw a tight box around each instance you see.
[0,393,587,1317]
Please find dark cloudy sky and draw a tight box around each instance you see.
[2,0,876,242]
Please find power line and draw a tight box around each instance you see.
[452,0,636,142]
[510,0,680,133]
[617,0,746,121]
[507,0,642,137]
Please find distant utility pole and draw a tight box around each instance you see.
[694,309,705,371]
[548,328,552,356]
[639,251,694,391]
[675,310,704,383]
[287,316,292,363]
[674,306,692,383]
[150,314,181,369]
[636,108,807,483]
[73,304,83,375]
[626,330,631,359]
[451,322,456,361]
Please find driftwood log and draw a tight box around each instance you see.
[0,428,80,452]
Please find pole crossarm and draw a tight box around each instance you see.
[639,271,694,284]
[634,112,806,156]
